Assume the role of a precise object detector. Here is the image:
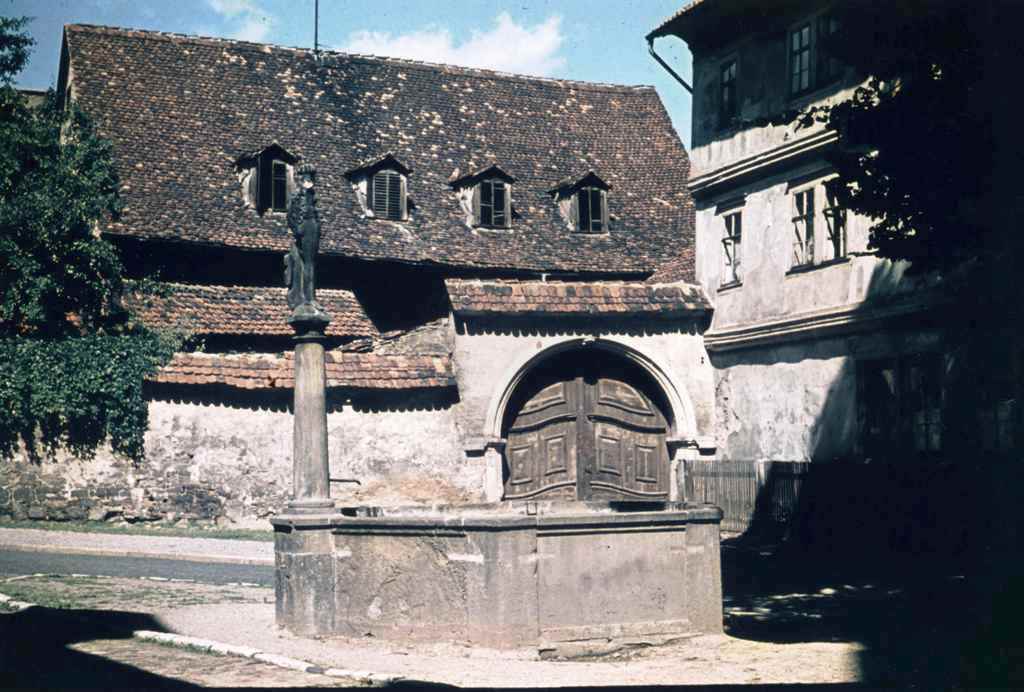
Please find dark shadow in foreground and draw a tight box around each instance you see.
[0,605,199,689]
[719,459,1024,689]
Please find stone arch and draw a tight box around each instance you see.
[482,337,697,446]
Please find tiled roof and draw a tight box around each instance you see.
[63,24,694,276]
[445,279,711,317]
[151,352,454,390]
[125,283,376,338]
[647,0,707,39]
[646,247,696,284]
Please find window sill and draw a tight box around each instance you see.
[717,280,742,293]
[785,256,850,276]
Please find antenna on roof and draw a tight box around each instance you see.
[314,0,320,57]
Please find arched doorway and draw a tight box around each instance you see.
[501,348,672,501]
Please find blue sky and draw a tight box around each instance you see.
[5,0,694,145]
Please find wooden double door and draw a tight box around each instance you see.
[503,355,670,501]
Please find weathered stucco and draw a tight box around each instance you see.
[0,395,468,527]
[1,313,715,524]
[710,329,944,461]
[451,318,716,448]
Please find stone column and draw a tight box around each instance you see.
[483,443,506,503]
[288,313,333,513]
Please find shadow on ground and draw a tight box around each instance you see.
[0,605,199,689]
[721,531,1024,689]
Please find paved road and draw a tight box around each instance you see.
[0,549,274,586]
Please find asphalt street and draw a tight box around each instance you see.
[0,549,274,586]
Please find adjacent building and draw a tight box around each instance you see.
[649,0,951,465]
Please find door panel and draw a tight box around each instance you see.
[505,381,578,500]
[587,377,670,500]
[503,359,669,502]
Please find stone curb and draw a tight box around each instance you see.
[0,591,36,612]
[0,542,274,566]
[133,630,402,685]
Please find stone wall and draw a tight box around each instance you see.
[710,329,943,461]
[0,391,468,528]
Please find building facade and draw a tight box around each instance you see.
[649,0,951,467]
[0,24,717,526]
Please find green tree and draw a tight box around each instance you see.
[798,0,1000,272]
[799,1,1020,450]
[0,17,177,461]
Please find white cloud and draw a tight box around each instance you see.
[341,13,566,77]
[207,0,273,42]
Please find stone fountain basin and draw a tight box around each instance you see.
[272,501,723,651]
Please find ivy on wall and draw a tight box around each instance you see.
[0,18,178,463]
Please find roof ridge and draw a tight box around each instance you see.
[65,23,657,95]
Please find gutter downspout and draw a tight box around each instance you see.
[647,37,693,94]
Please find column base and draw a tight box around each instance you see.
[286,498,335,514]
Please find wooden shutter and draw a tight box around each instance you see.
[371,171,388,218]
[493,182,508,227]
[246,165,259,208]
[471,184,481,225]
[285,164,297,201]
[503,183,512,228]
[600,189,609,232]
[392,172,404,220]
[257,152,272,213]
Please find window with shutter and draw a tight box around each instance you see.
[792,188,815,267]
[478,179,510,228]
[271,161,289,212]
[371,169,404,220]
[576,187,606,233]
[721,211,742,286]
[248,145,296,215]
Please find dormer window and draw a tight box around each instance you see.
[449,164,515,229]
[237,144,298,216]
[370,169,405,220]
[549,171,610,234]
[345,153,412,221]
[577,187,607,233]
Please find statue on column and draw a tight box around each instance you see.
[284,164,330,329]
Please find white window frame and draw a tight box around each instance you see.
[475,178,511,229]
[787,8,843,100]
[576,186,608,234]
[721,210,742,286]
[791,186,815,268]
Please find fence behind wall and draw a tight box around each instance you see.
[685,460,811,534]
[684,458,1018,558]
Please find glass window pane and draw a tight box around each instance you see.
[481,181,492,206]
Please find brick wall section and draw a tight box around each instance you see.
[152,352,455,390]
[445,279,711,316]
